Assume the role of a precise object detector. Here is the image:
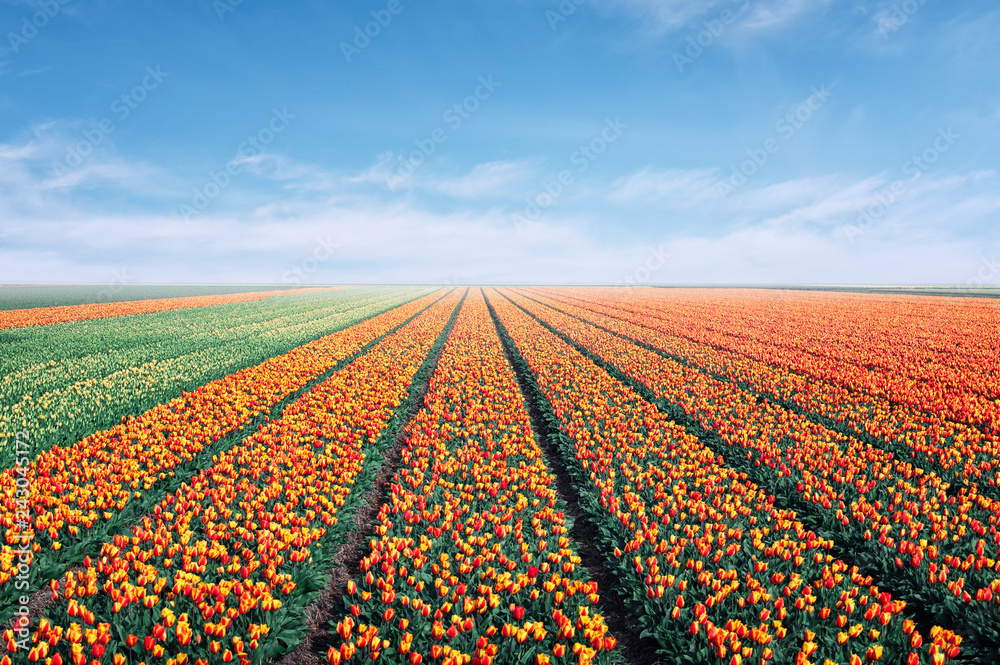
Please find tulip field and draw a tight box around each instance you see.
[2,286,999,665]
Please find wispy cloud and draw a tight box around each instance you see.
[603,0,711,34]
[748,175,885,226]
[603,0,828,36]
[341,154,538,200]
[435,160,536,199]
[345,152,399,187]
[608,167,720,208]
[15,64,53,77]
[742,0,827,31]
[602,163,1000,248]
[0,122,168,214]
[734,175,845,210]
[939,7,1000,69]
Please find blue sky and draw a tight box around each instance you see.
[0,0,998,285]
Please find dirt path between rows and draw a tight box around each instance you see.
[485,288,661,665]
[277,291,465,665]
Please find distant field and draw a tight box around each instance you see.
[654,284,1000,299]
[0,283,313,310]
[0,286,430,460]
[5,283,997,310]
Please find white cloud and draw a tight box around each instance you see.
[3,162,998,286]
[0,200,645,285]
[2,120,998,287]
[660,224,982,285]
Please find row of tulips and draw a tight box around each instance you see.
[6,289,465,665]
[564,288,1000,417]
[522,288,1000,496]
[0,290,449,621]
[499,289,998,657]
[0,287,347,330]
[527,287,1000,436]
[325,289,620,665]
[486,290,960,665]
[2,287,433,465]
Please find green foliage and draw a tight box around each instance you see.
[0,287,432,466]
